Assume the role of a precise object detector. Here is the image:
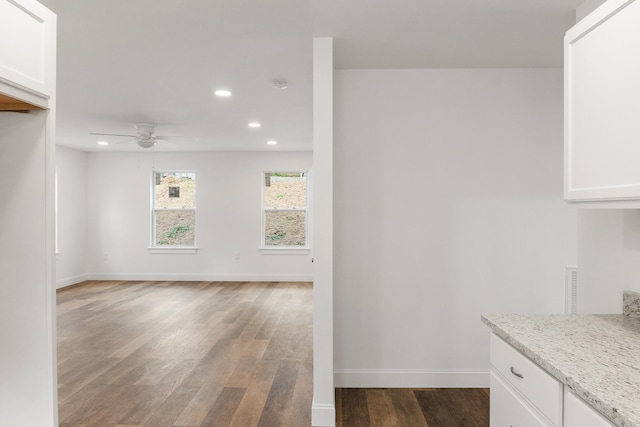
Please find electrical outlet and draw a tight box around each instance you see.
[234,252,240,260]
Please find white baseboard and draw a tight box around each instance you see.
[86,273,313,282]
[56,274,89,289]
[334,369,490,388]
[311,402,336,427]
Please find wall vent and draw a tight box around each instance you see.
[565,267,578,314]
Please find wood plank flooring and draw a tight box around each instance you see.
[57,280,313,427]
[57,280,490,426]
[335,388,490,427]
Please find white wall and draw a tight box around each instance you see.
[56,146,88,288]
[333,68,577,387]
[83,150,313,281]
[576,209,640,313]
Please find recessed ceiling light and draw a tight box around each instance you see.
[214,89,232,97]
[97,141,109,146]
[267,140,277,145]
[248,122,261,128]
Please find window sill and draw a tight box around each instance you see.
[259,247,311,255]
[148,247,199,254]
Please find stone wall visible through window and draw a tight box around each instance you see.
[263,172,307,247]
[152,171,196,246]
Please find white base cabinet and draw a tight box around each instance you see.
[564,389,615,427]
[490,333,618,427]
[490,334,562,426]
[490,372,549,427]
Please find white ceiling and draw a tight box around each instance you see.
[39,0,582,152]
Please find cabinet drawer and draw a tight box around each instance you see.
[490,334,562,425]
[490,372,548,427]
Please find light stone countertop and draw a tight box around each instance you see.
[482,313,640,427]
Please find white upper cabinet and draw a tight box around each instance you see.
[564,0,640,203]
[0,0,56,106]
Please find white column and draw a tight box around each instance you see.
[312,37,335,427]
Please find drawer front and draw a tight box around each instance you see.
[490,372,549,427]
[490,334,562,425]
[564,389,615,427]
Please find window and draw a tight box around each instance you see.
[263,172,307,247]
[152,171,196,247]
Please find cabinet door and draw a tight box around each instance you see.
[564,390,615,427]
[564,0,640,202]
[490,372,549,427]
[0,0,56,103]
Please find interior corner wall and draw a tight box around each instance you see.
[84,150,313,281]
[576,209,640,313]
[333,68,577,388]
[56,146,88,288]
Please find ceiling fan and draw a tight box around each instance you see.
[90,122,178,148]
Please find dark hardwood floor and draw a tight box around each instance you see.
[336,388,490,427]
[57,280,489,426]
[57,280,313,427]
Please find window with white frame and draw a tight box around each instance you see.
[152,171,196,246]
[263,172,307,247]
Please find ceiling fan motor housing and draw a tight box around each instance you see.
[134,123,157,148]
[137,139,156,149]
[134,122,156,135]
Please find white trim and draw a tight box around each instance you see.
[56,274,89,289]
[264,208,305,212]
[86,273,313,282]
[0,75,49,106]
[564,199,640,209]
[54,171,58,254]
[259,247,310,255]
[311,402,336,427]
[148,246,198,254]
[334,369,490,388]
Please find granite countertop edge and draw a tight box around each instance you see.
[481,313,638,427]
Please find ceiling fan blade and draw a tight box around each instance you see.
[112,138,136,144]
[154,137,180,145]
[155,135,185,140]
[90,132,137,138]
[155,136,189,145]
